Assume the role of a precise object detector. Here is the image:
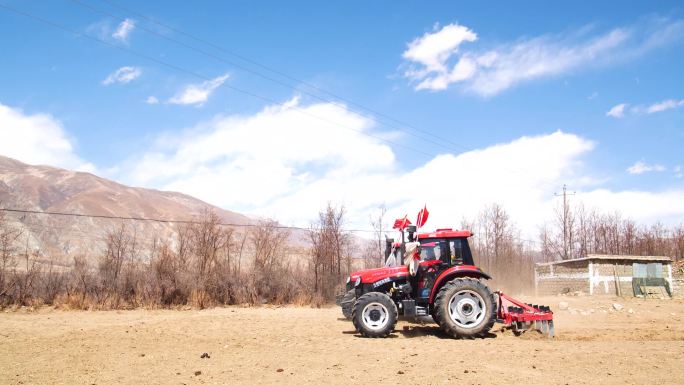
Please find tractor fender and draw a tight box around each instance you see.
[428,266,491,304]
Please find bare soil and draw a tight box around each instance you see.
[1,295,683,385]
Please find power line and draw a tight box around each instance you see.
[62,0,545,180]
[90,0,470,152]
[1,208,541,247]
[0,207,386,234]
[0,2,435,160]
[0,3,547,246]
[2,1,543,181]
[67,0,461,155]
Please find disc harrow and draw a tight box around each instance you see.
[495,291,554,338]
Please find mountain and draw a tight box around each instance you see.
[0,155,255,263]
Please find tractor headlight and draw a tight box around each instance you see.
[354,277,361,287]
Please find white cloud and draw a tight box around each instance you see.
[606,103,627,118]
[113,97,684,236]
[646,99,684,113]
[608,98,684,117]
[121,96,394,209]
[578,189,684,225]
[403,23,477,74]
[168,74,230,106]
[145,96,159,105]
[675,166,683,178]
[627,161,665,174]
[102,66,142,85]
[402,19,684,96]
[112,18,135,42]
[0,103,95,172]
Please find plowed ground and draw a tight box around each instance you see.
[1,295,683,385]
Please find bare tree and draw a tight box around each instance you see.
[368,204,387,268]
[248,220,290,303]
[70,255,91,308]
[466,204,534,293]
[99,222,134,306]
[309,203,349,300]
[0,211,22,304]
[187,209,231,308]
[12,235,41,305]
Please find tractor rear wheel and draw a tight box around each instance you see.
[340,289,355,320]
[433,278,496,339]
[352,292,397,338]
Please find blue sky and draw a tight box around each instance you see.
[1,1,683,234]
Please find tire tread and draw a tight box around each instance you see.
[433,278,496,339]
[351,292,398,338]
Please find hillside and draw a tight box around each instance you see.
[0,155,255,262]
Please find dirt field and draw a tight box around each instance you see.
[1,295,683,385]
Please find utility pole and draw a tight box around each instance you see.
[554,184,575,260]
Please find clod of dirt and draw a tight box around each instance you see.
[613,303,624,311]
[558,301,569,310]
[194,371,201,376]
[200,352,210,359]
[397,371,404,374]
[276,368,284,373]
[139,354,145,357]
[463,370,469,374]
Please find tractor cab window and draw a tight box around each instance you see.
[419,241,445,262]
[450,239,464,265]
[449,237,475,266]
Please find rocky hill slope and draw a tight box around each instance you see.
[0,155,255,263]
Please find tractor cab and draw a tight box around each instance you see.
[416,228,475,266]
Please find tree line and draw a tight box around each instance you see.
[0,205,356,309]
[0,201,682,309]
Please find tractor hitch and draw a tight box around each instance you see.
[496,291,555,338]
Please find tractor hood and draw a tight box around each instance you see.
[349,265,409,285]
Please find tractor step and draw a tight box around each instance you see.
[400,300,428,317]
[495,291,555,338]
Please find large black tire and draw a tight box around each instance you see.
[340,289,355,320]
[433,278,496,339]
[352,292,398,338]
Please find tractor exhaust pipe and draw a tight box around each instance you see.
[384,237,394,264]
[406,225,417,242]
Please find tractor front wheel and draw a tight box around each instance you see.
[434,278,496,339]
[340,289,355,320]
[352,292,397,338]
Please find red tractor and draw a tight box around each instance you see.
[337,223,554,338]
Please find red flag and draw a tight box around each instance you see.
[416,205,429,228]
[392,215,412,230]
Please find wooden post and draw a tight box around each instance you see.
[613,264,622,297]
